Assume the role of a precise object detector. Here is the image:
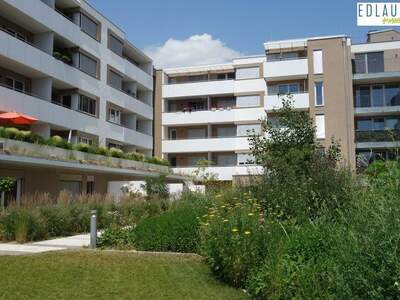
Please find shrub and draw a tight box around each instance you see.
[97,225,134,249]
[141,175,169,199]
[144,156,170,166]
[200,193,268,287]
[125,152,145,162]
[95,146,109,156]
[48,135,72,149]
[133,195,207,253]
[109,147,124,158]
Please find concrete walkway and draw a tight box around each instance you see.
[0,233,93,255]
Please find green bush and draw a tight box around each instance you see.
[97,225,134,249]
[141,175,169,199]
[133,196,207,253]
[109,147,124,158]
[125,152,145,162]
[0,126,169,166]
[200,193,269,287]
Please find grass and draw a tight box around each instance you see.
[0,251,248,300]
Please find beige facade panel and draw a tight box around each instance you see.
[367,30,400,43]
[307,37,356,168]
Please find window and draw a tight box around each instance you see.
[187,156,207,166]
[108,142,122,149]
[236,95,260,108]
[385,84,400,106]
[355,84,400,108]
[313,50,323,74]
[78,95,96,116]
[355,86,371,107]
[86,181,94,195]
[238,153,256,165]
[367,52,384,73]
[108,107,121,125]
[216,72,235,80]
[109,33,124,56]
[266,51,304,61]
[374,118,385,131]
[187,74,208,82]
[61,181,82,195]
[386,117,400,130]
[215,126,236,138]
[55,95,72,108]
[108,69,123,90]
[315,115,325,139]
[237,124,262,136]
[79,52,98,78]
[354,53,366,74]
[169,129,177,140]
[211,98,235,109]
[170,156,177,167]
[78,136,93,145]
[80,13,98,40]
[213,153,237,166]
[354,52,384,74]
[356,119,373,131]
[235,67,260,80]
[187,128,206,139]
[372,85,384,107]
[315,82,324,106]
[5,77,24,92]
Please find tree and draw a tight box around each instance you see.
[247,96,351,221]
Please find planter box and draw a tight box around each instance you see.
[0,138,170,174]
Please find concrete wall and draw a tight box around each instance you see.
[307,37,356,168]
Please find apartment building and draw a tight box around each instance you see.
[155,29,400,182]
[0,0,170,198]
[155,57,266,182]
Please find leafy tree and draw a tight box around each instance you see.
[248,96,352,221]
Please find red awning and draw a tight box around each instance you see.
[0,112,38,125]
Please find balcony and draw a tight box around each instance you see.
[162,107,265,126]
[163,80,235,98]
[108,88,153,120]
[5,0,100,57]
[355,130,400,143]
[162,137,250,153]
[264,58,308,81]
[0,84,99,133]
[265,92,309,111]
[105,122,153,150]
[172,166,263,181]
[0,29,100,98]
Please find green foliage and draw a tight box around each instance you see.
[248,97,354,222]
[97,225,134,249]
[0,177,16,193]
[0,193,168,243]
[200,193,269,287]
[141,175,169,199]
[132,194,208,253]
[0,126,169,166]
[109,147,124,158]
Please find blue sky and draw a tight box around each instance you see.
[88,0,396,67]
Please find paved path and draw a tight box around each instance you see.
[0,233,94,256]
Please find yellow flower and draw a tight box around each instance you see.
[244,231,251,235]
[231,228,239,233]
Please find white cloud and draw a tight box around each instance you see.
[144,34,242,69]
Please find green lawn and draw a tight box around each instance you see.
[0,251,248,300]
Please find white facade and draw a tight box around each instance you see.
[161,56,267,181]
[0,0,154,155]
